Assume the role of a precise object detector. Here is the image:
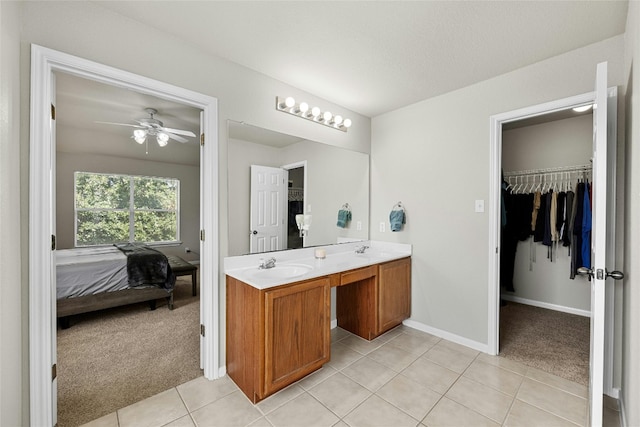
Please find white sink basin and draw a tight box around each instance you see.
[246,264,313,280]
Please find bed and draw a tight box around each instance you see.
[56,245,176,327]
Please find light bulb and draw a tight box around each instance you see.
[323,111,332,122]
[343,118,352,128]
[157,132,169,147]
[334,115,343,126]
[572,104,593,113]
[134,136,146,144]
[299,102,309,114]
[285,97,295,108]
[311,107,321,118]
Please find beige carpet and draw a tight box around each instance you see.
[499,301,589,386]
[57,277,202,427]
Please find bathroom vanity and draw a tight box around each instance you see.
[224,242,411,403]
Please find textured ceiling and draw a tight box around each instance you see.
[95,1,629,117]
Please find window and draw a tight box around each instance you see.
[74,172,180,247]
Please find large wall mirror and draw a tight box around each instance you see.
[227,121,369,256]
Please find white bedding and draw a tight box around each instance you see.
[56,247,129,299]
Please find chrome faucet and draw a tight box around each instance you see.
[259,257,277,269]
[355,245,369,254]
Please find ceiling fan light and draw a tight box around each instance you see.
[157,132,170,147]
[133,129,147,138]
[133,135,146,144]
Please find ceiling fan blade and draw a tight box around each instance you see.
[165,132,189,143]
[161,126,196,137]
[95,121,143,129]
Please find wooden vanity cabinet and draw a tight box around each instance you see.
[376,257,411,336]
[226,275,331,403]
[336,257,411,340]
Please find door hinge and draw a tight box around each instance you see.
[51,104,56,120]
[200,230,205,241]
[200,133,205,146]
[52,364,57,381]
[200,324,205,337]
[51,235,56,251]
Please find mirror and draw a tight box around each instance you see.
[227,121,369,256]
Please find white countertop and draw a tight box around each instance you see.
[224,241,412,290]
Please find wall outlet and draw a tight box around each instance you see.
[379,222,386,232]
[357,221,362,231]
[475,199,485,213]
[185,247,191,253]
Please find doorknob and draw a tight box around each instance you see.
[577,267,624,280]
[251,230,258,235]
[607,270,624,280]
[577,267,593,277]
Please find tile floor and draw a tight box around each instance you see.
[81,326,621,427]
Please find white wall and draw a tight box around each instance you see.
[371,36,625,347]
[56,152,201,262]
[0,2,25,425]
[622,1,640,424]
[502,115,593,312]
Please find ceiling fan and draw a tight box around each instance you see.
[96,108,197,147]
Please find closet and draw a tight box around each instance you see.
[499,110,593,385]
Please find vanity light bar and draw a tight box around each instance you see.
[276,96,352,132]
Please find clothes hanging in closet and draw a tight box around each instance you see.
[501,173,593,288]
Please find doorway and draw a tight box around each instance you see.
[498,110,593,386]
[29,45,219,426]
[283,162,306,250]
[54,70,204,425]
[488,77,619,424]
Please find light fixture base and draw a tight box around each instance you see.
[276,97,350,132]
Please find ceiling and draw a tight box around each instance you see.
[94,1,628,118]
[55,72,202,165]
[56,1,628,164]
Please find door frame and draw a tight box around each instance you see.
[487,89,618,394]
[29,44,220,426]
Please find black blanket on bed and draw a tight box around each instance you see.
[114,244,176,291]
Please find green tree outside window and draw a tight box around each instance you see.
[75,172,180,246]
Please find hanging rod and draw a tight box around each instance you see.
[503,164,591,177]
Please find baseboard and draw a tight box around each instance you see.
[607,387,620,399]
[402,319,489,353]
[501,294,591,317]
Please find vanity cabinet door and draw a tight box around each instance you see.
[264,277,331,396]
[377,257,411,335]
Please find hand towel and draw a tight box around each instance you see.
[389,209,405,232]
[337,209,352,228]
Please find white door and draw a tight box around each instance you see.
[587,61,621,426]
[250,165,287,253]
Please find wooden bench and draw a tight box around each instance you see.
[167,255,198,296]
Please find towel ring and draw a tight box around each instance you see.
[341,203,351,211]
[392,201,405,211]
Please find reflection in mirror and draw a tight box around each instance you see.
[227,121,369,256]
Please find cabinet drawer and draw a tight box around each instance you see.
[340,265,377,286]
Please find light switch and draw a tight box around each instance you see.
[357,221,362,231]
[379,222,385,232]
[475,200,485,213]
